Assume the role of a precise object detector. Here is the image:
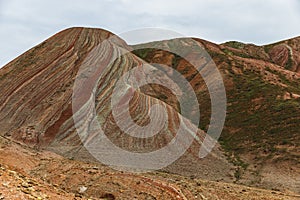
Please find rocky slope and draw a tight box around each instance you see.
[0,27,234,184]
[133,37,300,193]
[1,135,299,200]
[0,27,299,198]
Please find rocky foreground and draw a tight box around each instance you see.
[0,136,299,199]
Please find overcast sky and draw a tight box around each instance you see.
[1,0,300,67]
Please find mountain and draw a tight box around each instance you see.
[0,27,299,199]
[0,27,233,178]
[133,37,300,192]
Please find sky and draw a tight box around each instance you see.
[0,0,300,67]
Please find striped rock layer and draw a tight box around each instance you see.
[0,28,233,180]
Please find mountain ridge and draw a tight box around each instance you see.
[0,27,235,180]
[132,34,300,193]
[0,27,299,198]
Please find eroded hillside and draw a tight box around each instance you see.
[0,27,299,198]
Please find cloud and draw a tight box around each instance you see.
[0,0,300,66]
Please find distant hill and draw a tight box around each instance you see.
[133,36,300,192]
